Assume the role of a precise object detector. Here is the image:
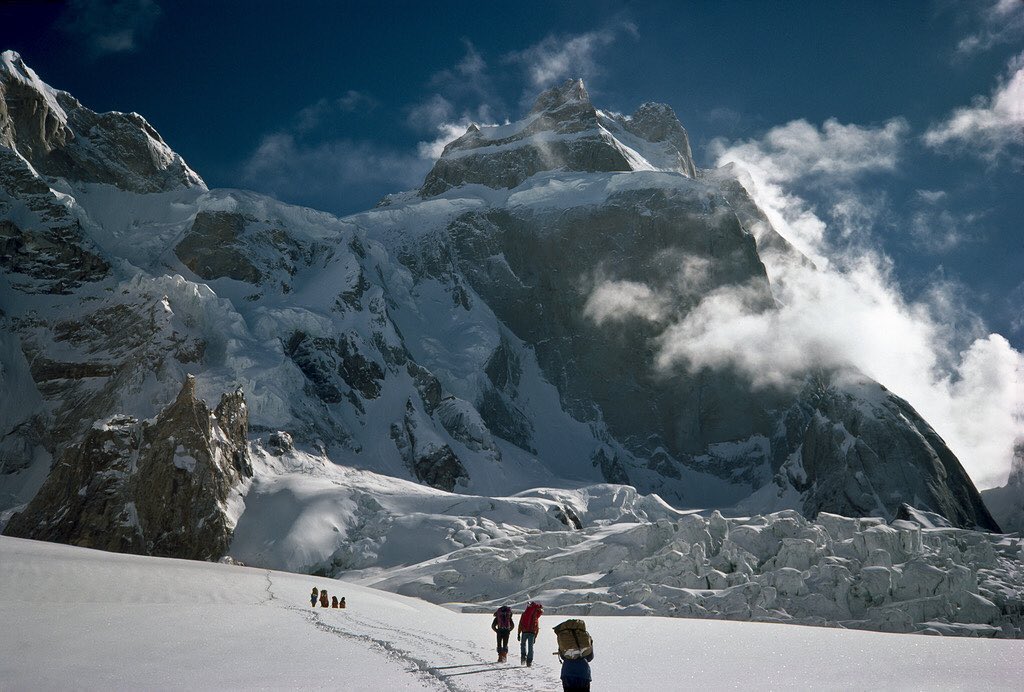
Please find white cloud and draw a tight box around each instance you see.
[915,189,948,204]
[242,133,429,203]
[506,23,637,88]
[294,92,376,133]
[59,0,161,57]
[924,52,1024,158]
[909,208,984,253]
[629,246,1023,488]
[584,280,667,325]
[424,39,500,116]
[711,118,908,183]
[586,115,1024,488]
[409,42,507,159]
[956,0,1024,56]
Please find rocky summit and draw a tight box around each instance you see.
[0,54,1001,572]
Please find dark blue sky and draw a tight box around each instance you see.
[1,0,1022,349]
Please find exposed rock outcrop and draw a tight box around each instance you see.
[982,441,1024,533]
[390,400,469,492]
[3,377,252,560]
[769,376,1000,532]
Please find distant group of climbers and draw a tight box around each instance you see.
[310,586,345,609]
[491,600,594,691]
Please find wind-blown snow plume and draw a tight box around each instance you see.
[585,116,1024,488]
[506,23,638,89]
[713,122,1024,488]
[709,117,908,264]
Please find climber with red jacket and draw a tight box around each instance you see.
[517,600,543,666]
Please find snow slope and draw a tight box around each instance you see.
[1,536,1022,691]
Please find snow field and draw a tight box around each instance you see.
[2,536,1023,691]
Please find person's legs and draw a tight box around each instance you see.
[562,682,590,692]
[498,629,509,654]
[520,633,527,662]
[524,632,535,664]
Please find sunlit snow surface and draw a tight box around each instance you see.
[1,536,1021,690]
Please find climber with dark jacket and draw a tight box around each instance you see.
[560,649,594,691]
[310,587,319,607]
[491,604,515,662]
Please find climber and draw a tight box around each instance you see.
[491,604,515,663]
[555,619,594,691]
[331,596,338,608]
[560,648,595,691]
[320,589,330,608]
[517,600,543,666]
[310,587,319,607]
[340,597,346,609]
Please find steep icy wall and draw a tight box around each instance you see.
[375,79,998,530]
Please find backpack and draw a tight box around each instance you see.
[553,619,593,660]
[520,602,541,632]
[494,606,514,630]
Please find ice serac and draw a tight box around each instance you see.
[0,50,204,193]
[3,376,252,560]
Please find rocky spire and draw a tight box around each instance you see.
[3,377,252,561]
[528,78,591,115]
[1010,440,1024,487]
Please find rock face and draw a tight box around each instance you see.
[390,400,469,492]
[982,442,1024,533]
[3,377,251,560]
[0,146,109,294]
[769,377,999,531]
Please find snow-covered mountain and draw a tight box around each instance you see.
[0,50,1002,579]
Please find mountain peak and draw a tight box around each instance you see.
[419,78,702,196]
[0,49,204,193]
[529,78,591,115]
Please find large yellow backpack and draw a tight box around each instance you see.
[553,619,593,660]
